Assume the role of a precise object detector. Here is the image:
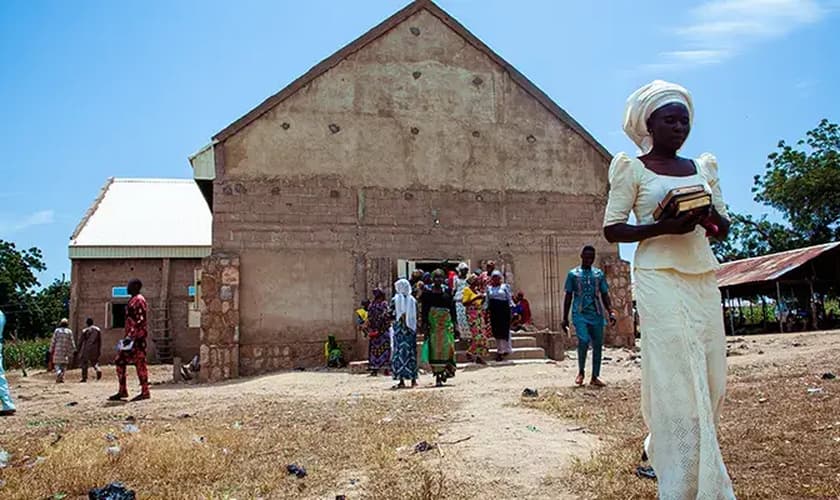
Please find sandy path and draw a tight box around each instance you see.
[3,330,838,499]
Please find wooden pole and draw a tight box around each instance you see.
[776,281,784,333]
[808,279,818,331]
[726,288,735,336]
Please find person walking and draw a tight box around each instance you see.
[484,270,514,362]
[462,276,488,364]
[366,288,391,376]
[603,80,734,498]
[421,269,458,387]
[0,310,16,416]
[77,317,102,382]
[452,263,470,339]
[109,278,151,402]
[390,279,418,389]
[562,245,616,387]
[50,318,75,384]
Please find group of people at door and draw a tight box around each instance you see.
[353,261,532,388]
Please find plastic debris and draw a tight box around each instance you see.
[527,425,540,433]
[106,445,121,457]
[636,465,657,480]
[807,387,824,395]
[105,433,118,442]
[286,463,307,478]
[521,388,539,398]
[413,441,435,453]
[66,402,78,407]
[0,449,10,468]
[758,398,768,404]
[822,372,836,380]
[567,426,586,432]
[122,424,140,434]
[27,456,46,468]
[88,482,136,500]
[192,435,207,444]
[231,421,243,430]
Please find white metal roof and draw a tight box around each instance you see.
[69,178,212,259]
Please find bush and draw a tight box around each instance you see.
[2,337,51,370]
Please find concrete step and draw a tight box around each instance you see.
[349,346,546,374]
[455,346,546,364]
[417,336,537,350]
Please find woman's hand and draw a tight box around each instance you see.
[655,210,705,235]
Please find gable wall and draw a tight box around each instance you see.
[209,9,624,374]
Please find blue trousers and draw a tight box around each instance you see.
[573,315,604,378]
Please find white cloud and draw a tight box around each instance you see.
[0,209,56,235]
[643,0,830,71]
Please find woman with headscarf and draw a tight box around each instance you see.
[365,288,391,376]
[461,275,488,364]
[421,269,459,387]
[603,80,734,498]
[484,270,514,362]
[390,279,418,389]
[452,263,471,339]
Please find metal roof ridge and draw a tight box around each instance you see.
[70,177,114,242]
[719,241,840,267]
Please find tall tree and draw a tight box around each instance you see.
[0,240,68,338]
[715,119,840,262]
[754,119,840,243]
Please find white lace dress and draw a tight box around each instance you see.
[604,152,736,499]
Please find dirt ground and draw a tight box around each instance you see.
[1,330,838,499]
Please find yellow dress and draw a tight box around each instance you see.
[604,152,735,500]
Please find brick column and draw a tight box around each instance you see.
[600,256,634,347]
[199,253,240,382]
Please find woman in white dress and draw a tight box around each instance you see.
[603,80,735,499]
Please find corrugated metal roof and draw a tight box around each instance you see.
[716,242,840,288]
[70,178,211,251]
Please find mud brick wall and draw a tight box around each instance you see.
[200,7,622,375]
[69,258,202,364]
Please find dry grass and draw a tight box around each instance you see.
[0,393,469,499]
[525,359,840,500]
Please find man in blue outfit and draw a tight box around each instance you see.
[562,245,616,387]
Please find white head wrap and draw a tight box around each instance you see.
[457,262,469,272]
[491,270,503,278]
[393,278,417,331]
[623,80,693,154]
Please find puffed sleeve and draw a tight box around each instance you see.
[699,153,728,218]
[603,152,638,226]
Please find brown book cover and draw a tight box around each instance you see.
[653,185,711,220]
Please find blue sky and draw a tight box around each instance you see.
[1,0,838,285]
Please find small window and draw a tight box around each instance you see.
[110,303,127,329]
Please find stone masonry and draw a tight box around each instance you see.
[199,253,240,382]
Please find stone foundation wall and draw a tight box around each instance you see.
[601,256,634,347]
[199,253,240,382]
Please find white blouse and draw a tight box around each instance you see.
[603,152,727,275]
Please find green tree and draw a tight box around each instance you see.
[0,240,46,336]
[0,240,69,339]
[715,119,840,261]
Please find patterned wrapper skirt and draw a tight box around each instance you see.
[368,331,391,371]
[455,301,469,335]
[466,305,489,357]
[391,320,418,380]
[425,307,456,377]
[636,268,735,499]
